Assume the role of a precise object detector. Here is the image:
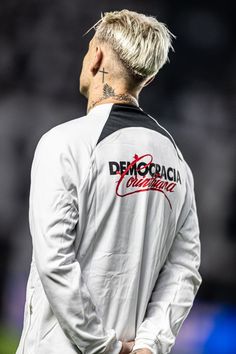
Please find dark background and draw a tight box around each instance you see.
[0,1,235,353]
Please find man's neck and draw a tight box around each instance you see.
[87,82,139,113]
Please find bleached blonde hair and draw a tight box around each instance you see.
[91,10,175,81]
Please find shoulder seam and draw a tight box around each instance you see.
[140,109,183,161]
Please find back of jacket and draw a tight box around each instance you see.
[16,103,201,354]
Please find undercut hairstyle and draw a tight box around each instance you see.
[91,9,175,82]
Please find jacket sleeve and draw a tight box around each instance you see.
[132,163,202,354]
[29,131,122,354]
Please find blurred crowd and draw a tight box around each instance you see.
[0,0,235,341]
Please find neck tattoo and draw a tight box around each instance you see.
[98,68,108,83]
[90,83,138,109]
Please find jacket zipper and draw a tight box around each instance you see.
[22,291,34,354]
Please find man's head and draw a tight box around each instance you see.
[80,10,175,98]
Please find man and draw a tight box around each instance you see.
[16,9,201,354]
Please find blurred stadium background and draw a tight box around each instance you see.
[0,0,235,353]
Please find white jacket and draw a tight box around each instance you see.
[16,103,201,354]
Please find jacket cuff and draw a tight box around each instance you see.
[132,339,159,354]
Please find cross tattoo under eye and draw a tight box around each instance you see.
[99,67,108,83]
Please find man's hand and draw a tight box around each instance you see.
[120,341,135,354]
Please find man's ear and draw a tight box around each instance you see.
[143,75,156,87]
[90,47,103,76]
